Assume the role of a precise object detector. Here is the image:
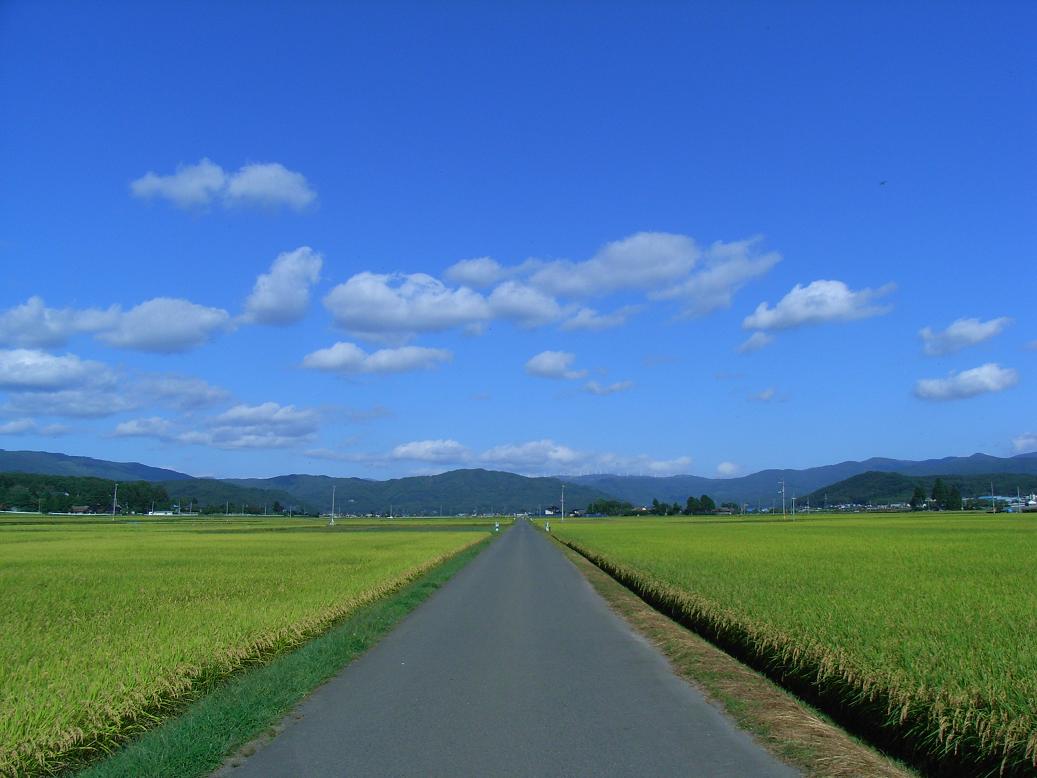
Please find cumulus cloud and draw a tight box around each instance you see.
[716,461,740,476]
[202,402,320,449]
[302,342,452,375]
[524,351,587,380]
[1012,433,1037,454]
[560,306,637,332]
[654,238,781,317]
[243,247,323,325]
[738,331,774,354]
[344,437,693,477]
[391,439,471,463]
[0,349,110,391]
[0,297,118,348]
[98,298,231,352]
[130,158,315,210]
[323,272,490,340]
[137,374,231,410]
[0,418,68,437]
[3,388,139,418]
[487,281,562,327]
[526,232,700,297]
[914,363,1019,401]
[444,257,506,288]
[130,158,226,207]
[920,316,1011,356]
[224,163,316,209]
[112,417,174,439]
[751,387,777,402]
[743,280,895,331]
[584,380,633,396]
[481,439,583,470]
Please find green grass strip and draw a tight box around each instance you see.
[75,538,490,778]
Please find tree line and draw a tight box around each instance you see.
[0,473,169,514]
[587,495,731,516]
[909,477,963,510]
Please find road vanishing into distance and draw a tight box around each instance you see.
[225,519,797,777]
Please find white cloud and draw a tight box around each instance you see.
[202,402,320,449]
[716,461,740,476]
[224,163,316,209]
[0,349,110,391]
[560,306,637,332]
[751,387,777,402]
[738,331,774,354]
[3,388,138,418]
[130,158,227,207]
[743,280,895,331]
[444,257,505,288]
[131,158,315,210]
[481,439,583,469]
[487,281,562,328]
[392,439,471,463]
[137,374,231,410]
[1012,433,1037,454]
[0,297,118,348]
[112,417,174,439]
[302,342,452,374]
[654,238,780,317]
[323,272,490,340]
[99,298,231,352]
[914,363,1019,401]
[243,247,323,325]
[524,351,587,380]
[920,316,1012,356]
[0,418,68,437]
[585,380,633,396]
[528,232,700,297]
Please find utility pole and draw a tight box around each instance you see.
[561,484,566,520]
[112,483,119,520]
[778,480,786,520]
[329,485,336,526]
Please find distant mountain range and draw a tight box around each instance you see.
[221,469,608,515]
[3,448,1037,514]
[803,471,1037,507]
[0,449,192,482]
[563,452,1037,506]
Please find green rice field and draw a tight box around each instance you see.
[547,513,1037,775]
[0,516,488,776]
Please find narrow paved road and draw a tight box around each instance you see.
[224,520,796,777]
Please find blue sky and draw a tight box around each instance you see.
[1,1,1034,479]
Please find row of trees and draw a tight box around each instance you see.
[0,474,169,514]
[651,495,719,515]
[909,478,962,510]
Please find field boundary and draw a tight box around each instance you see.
[552,534,1034,777]
[67,537,491,778]
[554,539,913,777]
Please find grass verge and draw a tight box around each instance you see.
[74,538,489,778]
[554,540,914,778]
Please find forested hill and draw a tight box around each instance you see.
[0,473,169,514]
[0,449,191,482]
[566,452,1037,505]
[225,469,608,515]
[804,471,1037,507]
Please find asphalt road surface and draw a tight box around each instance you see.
[224,519,797,777]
